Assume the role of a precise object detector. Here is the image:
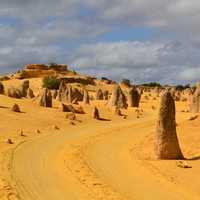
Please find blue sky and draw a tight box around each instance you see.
[1,0,200,84]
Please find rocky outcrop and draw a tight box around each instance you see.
[14,64,69,79]
[24,64,48,70]
[24,64,68,71]
[59,76,95,86]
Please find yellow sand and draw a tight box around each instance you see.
[0,78,199,200]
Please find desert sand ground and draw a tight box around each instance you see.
[0,78,200,200]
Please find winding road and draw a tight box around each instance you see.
[8,115,197,200]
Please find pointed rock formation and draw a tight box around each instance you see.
[0,82,4,94]
[96,89,104,100]
[11,104,21,112]
[83,89,90,104]
[40,88,52,107]
[57,80,67,102]
[109,85,128,109]
[154,91,184,160]
[67,85,73,103]
[103,90,109,100]
[93,106,100,119]
[57,81,83,103]
[27,88,35,98]
[126,88,140,107]
[154,86,161,97]
[67,85,83,103]
[52,90,58,99]
[190,82,200,113]
[19,80,29,97]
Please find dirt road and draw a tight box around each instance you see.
[8,114,198,200]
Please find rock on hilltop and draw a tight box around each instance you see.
[13,64,73,79]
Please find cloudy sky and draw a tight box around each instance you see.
[0,0,200,84]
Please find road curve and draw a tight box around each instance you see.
[8,116,197,200]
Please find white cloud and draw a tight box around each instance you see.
[0,0,81,21]
[71,41,161,68]
[179,68,200,81]
[0,0,200,84]
[69,41,200,84]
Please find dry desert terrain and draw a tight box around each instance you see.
[0,69,200,200]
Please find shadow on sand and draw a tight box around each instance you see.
[0,106,9,109]
[98,118,111,122]
[187,156,200,161]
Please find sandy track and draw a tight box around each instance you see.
[10,133,95,200]
[8,115,198,200]
[84,122,195,200]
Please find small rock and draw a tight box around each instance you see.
[36,129,41,134]
[123,115,127,119]
[11,104,21,112]
[19,129,26,137]
[114,107,123,116]
[53,125,59,130]
[181,109,189,113]
[187,115,198,121]
[66,112,76,121]
[135,109,139,113]
[176,161,192,168]
[69,121,76,125]
[5,138,13,144]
